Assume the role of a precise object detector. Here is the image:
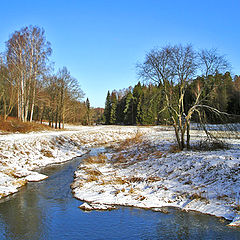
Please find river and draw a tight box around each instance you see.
[0,147,239,240]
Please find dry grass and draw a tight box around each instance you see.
[13,179,27,186]
[233,204,240,211]
[2,169,18,178]
[113,132,143,152]
[147,176,162,182]
[168,144,182,153]
[111,153,128,164]
[135,195,146,201]
[85,169,102,176]
[0,118,53,133]
[152,151,163,158]
[128,187,135,194]
[86,175,99,182]
[189,192,209,203]
[113,177,128,185]
[127,176,144,183]
[83,154,107,165]
[40,149,54,158]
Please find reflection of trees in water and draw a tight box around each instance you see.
[0,184,44,240]
[155,208,233,239]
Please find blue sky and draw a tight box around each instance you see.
[0,0,239,107]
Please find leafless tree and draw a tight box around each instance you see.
[6,25,51,122]
[137,44,231,149]
[0,55,17,120]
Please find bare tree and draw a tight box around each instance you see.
[0,55,17,120]
[137,44,230,150]
[6,25,51,122]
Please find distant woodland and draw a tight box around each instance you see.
[104,73,240,125]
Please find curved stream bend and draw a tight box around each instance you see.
[0,147,239,240]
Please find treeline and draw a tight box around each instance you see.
[0,25,94,128]
[104,73,240,125]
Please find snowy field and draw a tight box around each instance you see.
[0,125,143,199]
[71,126,240,226]
[0,125,239,226]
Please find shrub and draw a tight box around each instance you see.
[191,139,229,151]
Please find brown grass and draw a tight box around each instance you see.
[85,169,102,176]
[127,176,144,183]
[169,144,182,153]
[114,132,143,152]
[2,169,18,178]
[0,118,53,133]
[152,151,163,158]
[135,195,146,201]
[128,187,135,194]
[13,179,27,186]
[40,149,54,158]
[147,176,162,182]
[233,205,240,211]
[86,175,99,182]
[83,154,107,164]
[189,193,209,203]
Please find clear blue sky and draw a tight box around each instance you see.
[1,0,239,107]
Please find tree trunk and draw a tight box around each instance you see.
[173,123,181,149]
[29,79,36,122]
[186,121,190,149]
[55,107,58,129]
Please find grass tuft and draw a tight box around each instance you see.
[40,149,54,158]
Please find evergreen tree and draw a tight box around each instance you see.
[116,95,126,124]
[133,82,143,125]
[110,92,117,124]
[124,91,134,125]
[104,91,111,124]
[85,98,90,125]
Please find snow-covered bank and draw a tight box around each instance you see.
[72,127,240,226]
[0,125,146,199]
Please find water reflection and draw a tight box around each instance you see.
[0,185,44,240]
[0,148,239,240]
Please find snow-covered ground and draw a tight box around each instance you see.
[71,126,240,226]
[0,125,143,199]
[0,124,239,226]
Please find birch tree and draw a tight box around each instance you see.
[6,25,51,122]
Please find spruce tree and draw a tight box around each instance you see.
[85,98,90,125]
[110,92,117,124]
[124,91,134,125]
[104,91,111,124]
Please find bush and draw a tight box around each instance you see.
[191,139,229,151]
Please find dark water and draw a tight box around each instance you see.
[0,148,239,240]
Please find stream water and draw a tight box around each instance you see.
[0,147,239,240]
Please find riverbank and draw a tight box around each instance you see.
[72,127,240,226]
[0,125,147,199]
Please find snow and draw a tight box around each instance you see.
[78,202,117,211]
[0,125,141,198]
[71,126,240,226]
[0,124,239,226]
